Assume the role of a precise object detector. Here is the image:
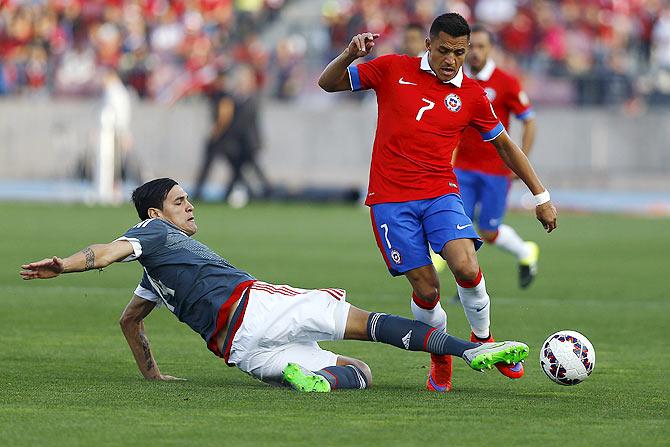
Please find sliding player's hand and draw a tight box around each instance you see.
[536,202,558,233]
[20,256,64,280]
[148,374,186,382]
[160,374,187,381]
[348,33,380,58]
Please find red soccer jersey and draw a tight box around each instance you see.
[348,53,504,205]
[454,60,534,176]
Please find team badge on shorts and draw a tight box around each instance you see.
[390,249,402,264]
[445,93,462,112]
[484,87,497,102]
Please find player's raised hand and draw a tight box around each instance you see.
[348,33,380,58]
[536,202,558,233]
[20,256,64,280]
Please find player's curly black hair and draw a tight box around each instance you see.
[131,177,178,220]
[429,13,470,39]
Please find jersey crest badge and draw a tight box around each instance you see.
[390,249,402,264]
[484,87,497,102]
[445,93,462,112]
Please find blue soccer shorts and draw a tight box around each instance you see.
[454,168,511,232]
[369,194,482,277]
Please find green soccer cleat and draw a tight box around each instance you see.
[282,363,331,393]
[519,241,540,289]
[462,341,529,372]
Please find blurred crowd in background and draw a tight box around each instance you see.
[2,0,670,106]
[0,0,286,101]
[324,0,670,106]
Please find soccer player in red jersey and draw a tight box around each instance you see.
[454,25,540,289]
[318,13,557,391]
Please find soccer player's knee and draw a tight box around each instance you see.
[338,357,372,388]
[452,259,480,282]
[413,285,439,303]
[351,359,372,387]
[481,230,498,244]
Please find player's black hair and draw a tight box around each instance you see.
[405,22,425,33]
[470,23,495,45]
[429,13,470,39]
[132,178,178,220]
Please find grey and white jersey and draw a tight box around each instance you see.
[118,218,255,351]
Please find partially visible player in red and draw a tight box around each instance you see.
[454,25,540,289]
[318,13,557,392]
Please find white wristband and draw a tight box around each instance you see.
[534,190,551,206]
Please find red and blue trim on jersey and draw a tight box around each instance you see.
[480,122,505,141]
[516,108,535,121]
[208,279,256,359]
[348,65,362,91]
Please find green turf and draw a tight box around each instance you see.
[1,202,668,446]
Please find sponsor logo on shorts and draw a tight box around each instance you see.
[390,249,402,264]
[445,93,462,112]
[456,223,473,230]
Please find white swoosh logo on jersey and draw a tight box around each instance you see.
[456,224,473,230]
[398,77,418,85]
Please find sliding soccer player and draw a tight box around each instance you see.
[20,178,529,392]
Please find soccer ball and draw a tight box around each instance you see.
[539,330,595,385]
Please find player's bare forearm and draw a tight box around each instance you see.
[318,49,359,92]
[121,319,162,379]
[20,240,134,280]
[492,132,544,195]
[119,295,185,381]
[318,32,380,92]
[521,118,537,156]
[62,244,117,272]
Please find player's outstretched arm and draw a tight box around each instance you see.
[491,132,558,232]
[318,32,380,92]
[20,240,135,280]
[120,295,185,381]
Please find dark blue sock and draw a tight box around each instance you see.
[366,312,479,357]
[315,365,368,390]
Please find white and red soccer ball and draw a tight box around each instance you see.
[540,330,595,385]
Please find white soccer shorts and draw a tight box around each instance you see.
[228,281,351,385]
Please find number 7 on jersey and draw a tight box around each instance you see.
[415,98,435,121]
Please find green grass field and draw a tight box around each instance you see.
[1,203,668,446]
